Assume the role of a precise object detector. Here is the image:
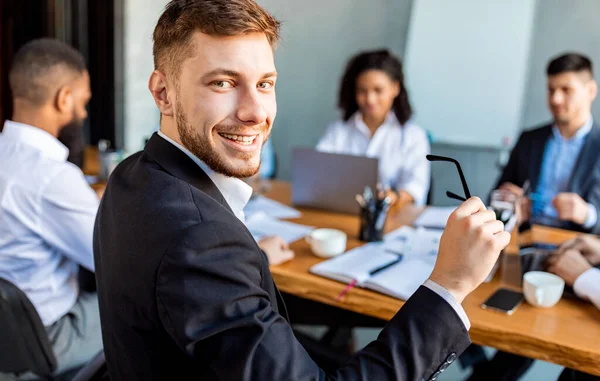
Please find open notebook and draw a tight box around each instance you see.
[310,227,442,300]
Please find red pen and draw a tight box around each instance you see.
[335,255,403,301]
[335,279,357,301]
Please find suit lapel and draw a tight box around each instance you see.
[143,133,234,215]
[529,125,553,191]
[569,123,600,192]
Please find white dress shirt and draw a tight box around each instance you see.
[574,268,600,311]
[0,121,99,326]
[158,130,469,329]
[157,131,253,222]
[317,112,431,206]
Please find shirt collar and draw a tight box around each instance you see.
[157,130,252,222]
[551,117,594,142]
[352,111,400,137]
[2,120,69,161]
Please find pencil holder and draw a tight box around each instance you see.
[358,204,390,242]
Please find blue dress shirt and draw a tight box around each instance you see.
[534,118,597,228]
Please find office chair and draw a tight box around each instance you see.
[0,278,106,381]
[0,278,56,379]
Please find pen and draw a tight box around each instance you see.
[335,255,403,301]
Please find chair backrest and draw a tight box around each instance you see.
[0,278,56,377]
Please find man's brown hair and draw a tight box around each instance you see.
[153,0,281,77]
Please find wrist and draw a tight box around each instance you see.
[428,274,470,303]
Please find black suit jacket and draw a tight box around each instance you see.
[496,122,600,234]
[94,133,470,381]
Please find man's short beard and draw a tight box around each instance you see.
[175,101,263,178]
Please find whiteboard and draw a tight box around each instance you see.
[404,0,538,148]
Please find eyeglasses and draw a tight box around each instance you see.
[426,154,471,202]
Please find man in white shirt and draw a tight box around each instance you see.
[547,236,600,381]
[0,38,102,378]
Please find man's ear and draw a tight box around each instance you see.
[588,79,598,102]
[55,85,73,114]
[149,70,174,117]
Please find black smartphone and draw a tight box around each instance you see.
[481,288,524,315]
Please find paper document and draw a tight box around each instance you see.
[244,195,301,220]
[311,243,398,284]
[413,206,456,229]
[364,258,434,300]
[245,211,313,244]
[310,239,436,301]
[384,226,442,258]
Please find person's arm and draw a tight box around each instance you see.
[573,268,600,310]
[38,164,99,271]
[157,197,509,381]
[157,221,469,381]
[395,128,430,206]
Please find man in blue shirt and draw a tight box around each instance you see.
[466,53,600,381]
[495,53,600,235]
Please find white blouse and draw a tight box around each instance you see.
[316,111,431,206]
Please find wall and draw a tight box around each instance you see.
[404,0,537,148]
[123,0,165,153]
[255,0,414,180]
[521,0,600,129]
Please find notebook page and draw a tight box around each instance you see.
[363,258,435,300]
[384,226,442,258]
[310,243,399,284]
[413,206,456,229]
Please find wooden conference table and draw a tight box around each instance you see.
[261,181,600,376]
[83,146,599,376]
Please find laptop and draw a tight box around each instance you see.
[291,148,379,214]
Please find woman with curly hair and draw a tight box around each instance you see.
[317,49,430,206]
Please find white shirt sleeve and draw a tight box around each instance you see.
[573,268,600,310]
[423,279,470,330]
[316,123,340,153]
[395,127,431,206]
[38,164,99,271]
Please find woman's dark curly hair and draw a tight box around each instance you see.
[338,49,412,125]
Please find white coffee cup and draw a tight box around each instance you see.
[306,228,347,258]
[523,271,565,308]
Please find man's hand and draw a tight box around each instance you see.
[429,197,511,303]
[557,235,600,266]
[499,182,523,197]
[553,193,588,225]
[258,236,294,266]
[546,249,592,287]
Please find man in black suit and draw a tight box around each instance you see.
[93,1,511,380]
[495,53,600,234]
[466,54,600,381]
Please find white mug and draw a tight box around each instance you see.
[523,271,565,308]
[306,228,347,258]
